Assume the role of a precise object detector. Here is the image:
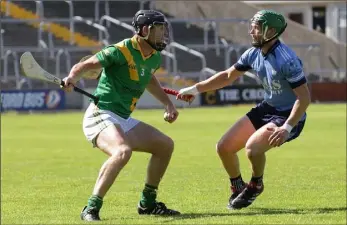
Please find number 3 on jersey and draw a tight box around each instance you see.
[130,97,138,111]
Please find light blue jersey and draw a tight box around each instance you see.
[234,40,307,111]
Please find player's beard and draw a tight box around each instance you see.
[251,36,264,48]
[251,29,279,48]
[146,24,171,52]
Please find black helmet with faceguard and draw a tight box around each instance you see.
[132,10,171,51]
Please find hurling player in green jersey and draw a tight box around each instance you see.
[62,10,181,221]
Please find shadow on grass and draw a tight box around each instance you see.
[158,206,347,222]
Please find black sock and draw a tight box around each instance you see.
[230,175,245,192]
[251,175,263,186]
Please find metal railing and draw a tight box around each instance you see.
[74,16,110,46]
[161,50,178,75]
[5,0,11,16]
[204,21,219,54]
[4,0,327,71]
[98,15,210,76]
[3,17,106,51]
[0,42,334,89]
[5,1,74,45]
[200,67,217,81]
[95,0,151,26]
[97,16,248,56]
[2,50,17,83]
[3,8,246,59]
[168,41,207,72]
[219,38,229,57]
[35,1,44,18]
[38,22,54,58]
[38,39,49,75]
[0,1,334,89]
[167,18,247,56]
[2,46,101,53]
[64,0,75,44]
[0,29,4,59]
[99,15,134,42]
[39,0,75,44]
[94,0,110,23]
[39,41,49,89]
[55,49,71,78]
[2,50,32,89]
[225,45,243,69]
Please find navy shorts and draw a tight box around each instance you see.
[246,101,306,143]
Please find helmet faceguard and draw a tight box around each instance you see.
[132,10,172,51]
[145,20,171,52]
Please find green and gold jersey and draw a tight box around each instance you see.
[94,36,161,119]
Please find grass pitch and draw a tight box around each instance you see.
[1,104,346,224]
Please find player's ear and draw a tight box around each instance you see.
[141,25,149,37]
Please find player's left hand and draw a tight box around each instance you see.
[164,103,179,123]
[177,85,199,104]
[267,126,290,147]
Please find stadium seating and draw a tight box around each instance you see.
[2,0,343,91]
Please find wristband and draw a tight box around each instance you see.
[190,85,199,95]
[282,123,293,133]
[180,85,199,95]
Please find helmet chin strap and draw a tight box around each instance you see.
[252,35,276,48]
[252,32,279,48]
[137,26,166,52]
[252,24,287,48]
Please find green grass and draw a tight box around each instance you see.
[1,104,346,224]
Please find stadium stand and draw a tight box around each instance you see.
[1,0,345,93]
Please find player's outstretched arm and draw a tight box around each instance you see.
[196,66,244,93]
[177,65,244,98]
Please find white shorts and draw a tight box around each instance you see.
[82,103,140,146]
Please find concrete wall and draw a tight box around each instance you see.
[154,1,346,76]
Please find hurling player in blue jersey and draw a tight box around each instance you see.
[177,10,311,209]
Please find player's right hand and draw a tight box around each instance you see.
[164,103,179,123]
[61,76,77,92]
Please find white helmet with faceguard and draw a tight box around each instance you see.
[132,10,171,52]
